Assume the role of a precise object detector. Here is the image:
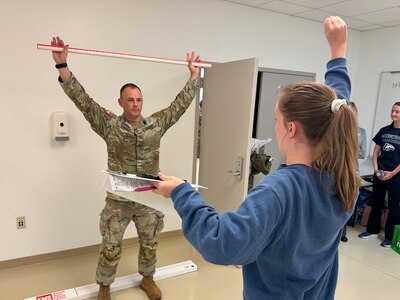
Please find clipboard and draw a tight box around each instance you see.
[104,170,207,193]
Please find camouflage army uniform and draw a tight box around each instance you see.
[59,74,198,286]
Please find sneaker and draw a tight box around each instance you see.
[380,239,392,248]
[358,231,378,239]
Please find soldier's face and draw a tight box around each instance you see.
[119,87,143,122]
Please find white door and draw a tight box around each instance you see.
[199,58,258,213]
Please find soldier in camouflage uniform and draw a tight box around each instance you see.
[50,36,200,300]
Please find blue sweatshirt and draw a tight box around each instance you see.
[171,58,351,300]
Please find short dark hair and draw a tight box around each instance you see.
[120,83,141,98]
[394,101,400,106]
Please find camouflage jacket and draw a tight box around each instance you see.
[59,74,198,201]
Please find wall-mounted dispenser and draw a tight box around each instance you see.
[51,112,69,141]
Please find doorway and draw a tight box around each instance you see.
[252,68,315,186]
[196,62,315,212]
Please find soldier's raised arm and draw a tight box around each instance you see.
[51,36,72,83]
[186,51,201,82]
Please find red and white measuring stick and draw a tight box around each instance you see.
[37,43,212,68]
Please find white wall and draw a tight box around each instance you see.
[1,0,363,261]
[352,25,400,175]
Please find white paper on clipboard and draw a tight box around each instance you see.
[106,171,158,192]
[104,170,207,192]
[102,171,174,215]
[101,171,207,215]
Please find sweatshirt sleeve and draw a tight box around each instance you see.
[324,57,351,103]
[170,182,283,265]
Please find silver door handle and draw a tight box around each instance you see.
[228,156,244,180]
[228,171,241,176]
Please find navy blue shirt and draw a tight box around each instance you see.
[373,123,400,171]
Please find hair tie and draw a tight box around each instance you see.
[331,99,347,113]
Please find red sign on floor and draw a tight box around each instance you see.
[36,290,73,300]
[36,295,53,300]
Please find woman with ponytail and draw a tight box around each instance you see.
[151,16,359,300]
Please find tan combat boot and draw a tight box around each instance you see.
[98,284,111,300]
[140,276,162,300]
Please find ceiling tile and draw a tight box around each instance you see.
[355,7,400,24]
[258,0,312,14]
[221,0,400,32]
[224,0,273,6]
[381,19,400,27]
[342,17,374,28]
[284,0,349,9]
[296,9,332,22]
[321,0,400,17]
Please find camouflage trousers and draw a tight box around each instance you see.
[96,197,164,286]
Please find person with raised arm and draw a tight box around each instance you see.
[150,16,359,300]
[51,36,200,300]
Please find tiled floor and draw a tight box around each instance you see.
[1,226,399,300]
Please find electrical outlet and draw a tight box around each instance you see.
[16,216,26,229]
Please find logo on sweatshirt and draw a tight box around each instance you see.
[382,143,395,151]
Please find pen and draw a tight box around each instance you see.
[134,186,156,192]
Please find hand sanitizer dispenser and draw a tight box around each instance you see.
[51,112,69,141]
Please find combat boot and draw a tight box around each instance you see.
[98,284,111,300]
[140,276,162,300]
